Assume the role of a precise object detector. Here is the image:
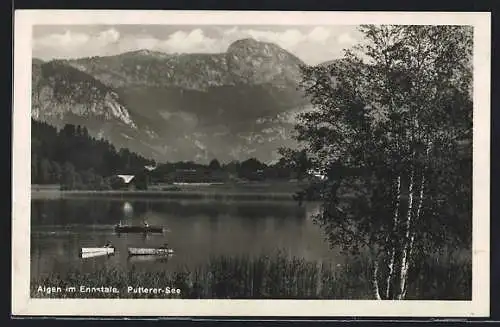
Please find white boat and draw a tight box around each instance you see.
[80,251,113,259]
[80,247,115,255]
[128,247,174,256]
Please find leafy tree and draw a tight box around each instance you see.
[134,170,149,190]
[80,169,96,187]
[81,126,89,139]
[93,175,109,190]
[31,119,153,189]
[278,148,312,181]
[289,25,472,299]
[51,161,62,183]
[238,158,267,181]
[270,157,294,180]
[109,175,126,190]
[74,170,84,190]
[31,153,39,184]
[60,124,76,139]
[39,158,52,184]
[61,162,77,190]
[208,158,221,170]
[223,161,241,178]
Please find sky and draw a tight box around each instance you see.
[32,25,363,65]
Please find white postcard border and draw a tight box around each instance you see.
[12,10,491,317]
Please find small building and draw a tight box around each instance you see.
[116,174,136,190]
[144,165,157,172]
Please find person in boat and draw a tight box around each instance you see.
[160,242,169,249]
[104,241,113,248]
[143,220,149,228]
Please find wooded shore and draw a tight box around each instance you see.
[31,184,300,201]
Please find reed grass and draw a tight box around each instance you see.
[31,251,471,300]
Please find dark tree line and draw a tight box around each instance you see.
[31,119,154,189]
[148,152,312,184]
[32,119,314,189]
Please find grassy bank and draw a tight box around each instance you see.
[31,251,471,300]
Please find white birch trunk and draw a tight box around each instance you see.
[402,143,430,298]
[402,172,426,298]
[397,169,415,299]
[386,175,401,299]
[372,259,382,300]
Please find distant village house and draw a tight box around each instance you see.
[115,174,136,190]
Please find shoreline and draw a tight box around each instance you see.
[31,188,299,201]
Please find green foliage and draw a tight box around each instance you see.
[278,148,312,181]
[108,176,126,190]
[60,162,77,190]
[286,25,473,299]
[238,158,266,181]
[32,119,153,190]
[208,159,221,170]
[134,171,149,190]
[32,120,301,188]
[148,158,297,184]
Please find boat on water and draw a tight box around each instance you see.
[128,247,174,256]
[80,245,115,258]
[114,220,165,234]
[81,247,115,254]
[80,251,114,259]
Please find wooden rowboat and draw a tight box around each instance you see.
[128,247,174,256]
[81,247,115,254]
[114,225,164,234]
[80,247,115,258]
[81,251,114,259]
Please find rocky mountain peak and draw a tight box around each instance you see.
[31,38,313,162]
[227,38,262,50]
[32,60,136,129]
[225,38,304,85]
[227,38,302,62]
[118,49,172,59]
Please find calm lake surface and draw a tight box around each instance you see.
[31,197,338,279]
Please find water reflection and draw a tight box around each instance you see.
[31,198,335,279]
[123,202,134,217]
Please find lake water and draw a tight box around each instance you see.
[31,197,339,279]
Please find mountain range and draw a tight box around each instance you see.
[31,38,320,163]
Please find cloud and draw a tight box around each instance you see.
[338,32,356,45]
[308,27,331,43]
[97,28,120,44]
[33,26,361,64]
[161,29,218,53]
[222,27,332,52]
[125,36,159,50]
[229,28,306,49]
[34,28,121,59]
[35,30,90,49]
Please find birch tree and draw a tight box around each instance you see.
[291,25,472,300]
